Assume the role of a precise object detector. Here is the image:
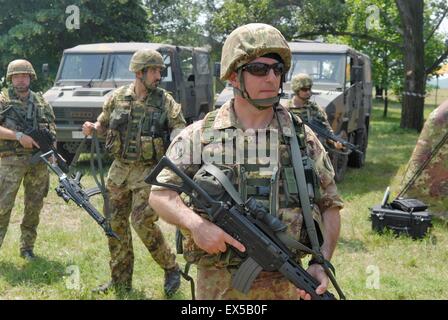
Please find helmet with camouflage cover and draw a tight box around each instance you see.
[129,49,165,73]
[220,23,291,81]
[220,23,291,110]
[291,73,313,93]
[6,59,37,82]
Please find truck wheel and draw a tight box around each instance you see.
[57,142,76,165]
[330,149,348,182]
[348,127,368,168]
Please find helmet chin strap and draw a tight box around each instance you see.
[233,68,282,110]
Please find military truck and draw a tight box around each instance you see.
[214,40,372,182]
[44,42,214,163]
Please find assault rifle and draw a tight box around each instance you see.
[303,119,363,155]
[2,105,69,172]
[40,150,119,240]
[2,105,117,239]
[146,156,339,300]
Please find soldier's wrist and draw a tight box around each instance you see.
[15,131,24,141]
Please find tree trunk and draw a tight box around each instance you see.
[375,86,384,99]
[396,0,425,131]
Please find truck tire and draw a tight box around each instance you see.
[348,125,368,168]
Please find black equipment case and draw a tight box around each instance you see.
[370,199,432,239]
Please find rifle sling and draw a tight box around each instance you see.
[202,164,317,255]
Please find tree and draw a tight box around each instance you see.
[296,0,448,130]
[0,0,149,91]
[143,0,207,47]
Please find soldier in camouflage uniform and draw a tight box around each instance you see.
[82,49,185,296]
[400,99,448,218]
[149,24,343,300]
[0,59,56,260]
[288,73,333,133]
[288,73,342,150]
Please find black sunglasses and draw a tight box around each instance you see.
[241,62,284,77]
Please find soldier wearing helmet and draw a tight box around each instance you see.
[82,48,185,296]
[149,24,343,300]
[0,59,56,260]
[289,73,343,147]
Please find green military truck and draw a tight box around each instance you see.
[44,42,214,163]
[215,40,372,182]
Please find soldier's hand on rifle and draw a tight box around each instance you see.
[329,140,344,150]
[297,263,329,300]
[18,134,40,149]
[82,121,98,136]
[190,216,246,255]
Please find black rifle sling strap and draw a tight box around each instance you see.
[287,112,346,300]
[202,163,316,255]
[89,130,112,230]
[397,130,448,199]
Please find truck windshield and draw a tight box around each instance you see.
[58,54,107,80]
[287,53,346,87]
[106,53,173,82]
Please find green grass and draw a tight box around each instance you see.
[0,99,446,300]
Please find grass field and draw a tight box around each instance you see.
[0,99,446,300]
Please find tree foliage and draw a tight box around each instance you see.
[0,0,148,90]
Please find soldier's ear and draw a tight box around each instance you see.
[228,72,239,88]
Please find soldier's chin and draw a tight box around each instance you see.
[13,85,29,93]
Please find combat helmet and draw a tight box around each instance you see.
[6,59,37,82]
[220,23,291,109]
[291,73,313,93]
[129,49,165,73]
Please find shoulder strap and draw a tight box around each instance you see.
[200,109,219,144]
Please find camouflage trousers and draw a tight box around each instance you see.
[196,266,300,300]
[0,154,49,252]
[106,159,177,286]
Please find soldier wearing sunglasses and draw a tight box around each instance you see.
[289,73,343,150]
[149,23,343,300]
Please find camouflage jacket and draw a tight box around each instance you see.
[401,100,448,218]
[0,87,56,156]
[97,83,186,163]
[152,100,343,267]
[287,99,334,133]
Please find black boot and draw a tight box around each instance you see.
[164,266,181,297]
[20,249,36,261]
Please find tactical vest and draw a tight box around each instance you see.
[105,86,170,163]
[290,105,312,123]
[0,88,53,155]
[181,108,322,267]
[199,108,321,214]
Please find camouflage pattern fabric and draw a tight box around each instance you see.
[287,99,334,133]
[97,83,185,286]
[401,100,448,218]
[220,23,291,81]
[0,88,56,156]
[0,155,49,252]
[0,86,54,253]
[106,159,177,285]
[196,266,299,300]
[152,100,343,299]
